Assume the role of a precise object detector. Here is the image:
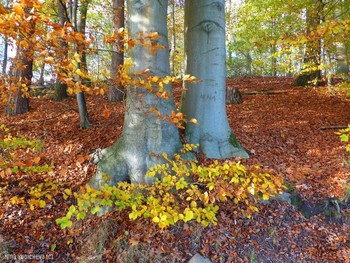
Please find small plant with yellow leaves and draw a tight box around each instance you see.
[56,144,285,229]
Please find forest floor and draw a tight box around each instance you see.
[1,77,350,262]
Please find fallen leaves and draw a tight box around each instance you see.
[0,77,350,261]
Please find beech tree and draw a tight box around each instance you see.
[89,0,182,187]
[181,0,248,158]
[6,3,36,115]
[53,0,69,101]
[294,0,322,86]
[108,0,125,102]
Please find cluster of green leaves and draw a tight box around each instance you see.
[337,125,350,152]
[56,144,285,229]
[0,124,52,175]
[0,124,71,211]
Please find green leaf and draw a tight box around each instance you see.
[340,134,349,142]
[91,206,100,215]
[129,211,138,220]
[50,243,56,251]
[184,210,194,222]
[56,217,73,229]
[76,212,86,220]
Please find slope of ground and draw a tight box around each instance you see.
[0,77,350,262]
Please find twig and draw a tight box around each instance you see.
[319,125,348,130]
[241,90,288,95]
[32,108,78,123]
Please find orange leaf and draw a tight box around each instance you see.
[33,156,41,165]
[5,167,12,176]
[102,106,111,118]
[13,3,24,16]
[59,168,67,176]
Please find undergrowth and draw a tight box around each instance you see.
[57,144,286,229]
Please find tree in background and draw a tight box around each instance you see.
[4,1,37,115]
[294,0,323,86]
[108,0,125,102]
[53,0,69,101]
[182,0,248,158]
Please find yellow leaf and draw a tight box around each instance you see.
[152,216,160,223]
[64,189,72,196]
[190,118,199,125]
[45,57,54,64]
[151,76,159,82]
[262,194,269,201]
[184,210,194,222]
[73,53,81,62]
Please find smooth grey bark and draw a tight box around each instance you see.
[89,0,182,187]
[2,0,8,75]
[182,0,248,159]
[2,37,7,75]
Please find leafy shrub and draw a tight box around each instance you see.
[0,124,68,210]
[57,144,285,229]
[337,125,350,152]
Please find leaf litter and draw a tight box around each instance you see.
[0,77,350,262]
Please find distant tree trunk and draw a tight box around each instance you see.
[169,0,176,76]
[271,43,277,77]
[76,0,92,128]
[2,0,8,75]
[77,92,91,128]
[54,0,68,101]
[109,0,125,102]
[294,0,322,86]
[182,0,248,158]
[37,62,45,86]
[2,37,7,75]
[89,0,182,188]
[7,6,35,115]
[344,43,350,77]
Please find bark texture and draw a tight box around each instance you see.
[54,0,68,101]
[294,0,322,86]
[7,6,35,115]
[89,0,182,188]
[182,0,248,158]
[109,0,125,102]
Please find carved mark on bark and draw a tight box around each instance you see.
[200,93,216,101]
[133,0,146,11]
[210,1,224,12]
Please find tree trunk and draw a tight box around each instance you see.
[109,0,125,102]
[294,0,322,86]
[182,0,248,159]
[7,6,35,115]
[169,0,176,76]
[89,0,182,188]
[75,0,92,128]
[2,37,7,75]
[37,62,45,86]
[2,0,8,75]
[77,92,92,128]
[54,0,68,101]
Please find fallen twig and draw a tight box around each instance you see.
[242,90,289,95]
[319,125,348,130]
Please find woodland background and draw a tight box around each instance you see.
[1,0,350,262]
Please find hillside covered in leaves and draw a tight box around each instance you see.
[0,77,350,262]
